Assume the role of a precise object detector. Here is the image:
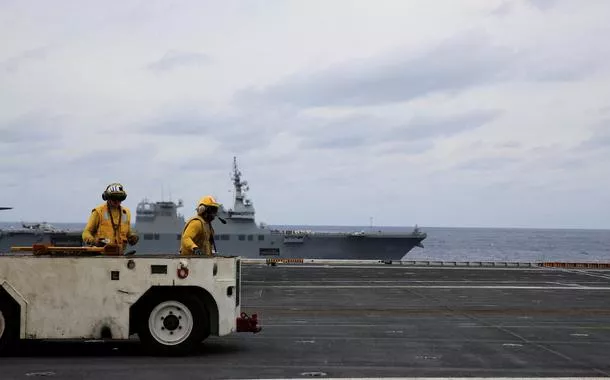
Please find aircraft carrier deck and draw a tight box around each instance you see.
[1,261,609,379]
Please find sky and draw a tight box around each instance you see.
[1,0,609,229]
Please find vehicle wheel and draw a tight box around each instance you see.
[138,293,208,356]
[0,304,19,355]
[191,297,212,342]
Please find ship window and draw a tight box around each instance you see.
[248,235,253,241]
[154,233,160,240]
[221,234,230,240]
[214,235,219,241]
[238,235,246,241]
[144,233,154,240]
[258,235,265,241]
[177,234,181,240]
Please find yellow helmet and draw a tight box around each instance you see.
[198,195,220,208]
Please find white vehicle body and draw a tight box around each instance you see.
[0,254,259,355]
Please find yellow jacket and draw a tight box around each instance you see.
[180,216,215,256]
[82,203,135,249]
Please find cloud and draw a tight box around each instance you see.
[236,24,606,109]
[0,46,48,73]
[492,0,562,17]
[237,30,516,108]
[496,141,522,149]
[490,1,515,17]
[147,50,211,72]
[600,105,610,115]
[294,109,501,152]
[528,0,561,11]
[377,140,436,156]
[141,112,218,136]
[139,107,281,154]
[294,114,378,150]
[456,156,520,172]
[1,1,610,229]
[141,105,500,156]
[0,111,64,144]
[65,145,159,170]
[577,120,610,151]
[391,110,501,141]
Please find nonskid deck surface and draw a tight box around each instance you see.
[1,264,609,379]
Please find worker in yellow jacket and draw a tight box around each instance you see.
[82,183,139,251]
[180,195,220,256]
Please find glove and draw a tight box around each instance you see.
[128,234,139,245]
[95,238,109,247]
[192,248,202,256]
[84,237,96,246]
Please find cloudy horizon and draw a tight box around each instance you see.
[1,0,609,229]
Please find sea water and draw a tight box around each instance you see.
[1,223,609,263]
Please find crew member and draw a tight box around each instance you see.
[180,195,220,256]
[82,182,139,251]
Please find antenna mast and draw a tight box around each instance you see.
[232,156,248,198]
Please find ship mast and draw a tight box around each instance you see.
[228,156,255,220]
[231,156,249,203]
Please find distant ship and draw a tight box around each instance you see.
[0,158,427,260]
[0,220,79,251]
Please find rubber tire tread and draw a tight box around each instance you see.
[0,297,19,356]
[191,296,212,342]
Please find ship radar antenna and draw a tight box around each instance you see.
[232,156,241,182]
[231,156,246,194]
[229,156,254,209]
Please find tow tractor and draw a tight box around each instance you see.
[0,244,261,355]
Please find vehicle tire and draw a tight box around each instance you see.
[137,293,208,356]
[0,301,19,355]
[191,297,212,342]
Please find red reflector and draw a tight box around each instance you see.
[177,267,189,279]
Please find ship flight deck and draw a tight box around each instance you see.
[0,260,608,379]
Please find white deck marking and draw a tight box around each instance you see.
[245,284,610,290]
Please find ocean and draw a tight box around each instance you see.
[1,222,608,263]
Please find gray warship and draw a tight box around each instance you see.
[0,220,79,252]
[0,157,427,260]
[134,157,426,260]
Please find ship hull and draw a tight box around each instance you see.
[274,234,425,260]
[106,231,424,260]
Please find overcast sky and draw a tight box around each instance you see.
[1,0,609,229]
